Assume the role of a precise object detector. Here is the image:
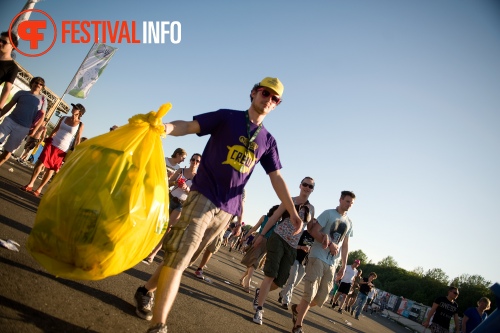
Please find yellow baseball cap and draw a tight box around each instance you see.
[259,77,284,97]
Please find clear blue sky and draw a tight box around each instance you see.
[2,1,499,286]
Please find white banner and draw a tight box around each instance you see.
[67,43,117,99]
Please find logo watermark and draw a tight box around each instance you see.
[9,9,182,57]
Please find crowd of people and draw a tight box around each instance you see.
[126,76,389,333]
[0,40,493,333]
[0,31,87,194]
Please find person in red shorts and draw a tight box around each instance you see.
[21,103,85,196]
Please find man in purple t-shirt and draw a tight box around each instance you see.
[134,77,303,333]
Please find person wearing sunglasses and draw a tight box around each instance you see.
[0,76,47,169]
[423,286,460,333]
[251,177,315,324]
[0,31,19,109]
[133,77,302,333]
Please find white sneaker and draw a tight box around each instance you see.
[253,309,263,325]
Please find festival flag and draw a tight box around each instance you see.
[67,43,117,99]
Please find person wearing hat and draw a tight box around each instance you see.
[332,258,361,314]
[291,190,356,333]
[21,103,85,196]
[0,76,47,168]
[132,77,302,333]
[345,267,363,314]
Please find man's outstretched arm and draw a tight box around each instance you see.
[164,120,200,136]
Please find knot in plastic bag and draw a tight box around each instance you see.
[128,103,172,137]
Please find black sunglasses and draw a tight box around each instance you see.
[301,182,314,189]
[257,88,281,104]
[0,39,10,45]
[190,158,201,163]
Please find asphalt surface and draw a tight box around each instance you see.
[0,157,419,333]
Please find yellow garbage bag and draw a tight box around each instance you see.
[27,103,172,280]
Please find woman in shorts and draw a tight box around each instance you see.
[239,205,279,292]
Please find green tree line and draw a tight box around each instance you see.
[347,249,496,316]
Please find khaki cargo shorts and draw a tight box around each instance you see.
[302,257,336,306]
[162,191,232,270]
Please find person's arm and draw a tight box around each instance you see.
[39,126,47,139]
[268,170,302,234]
[168,168,182,186]
[309,219,340,254]
[73,122,84,147]
[0,93,18,117]
[423,303,439,327]
[232,196,245,236]
[30,112,46,135]
[50,117,64,138]
[164,120,200,136]
[453,313,460,333]
[243,215,265,241]
[0,82,13,108]
[461,314,469,333]
[336,236,349,280]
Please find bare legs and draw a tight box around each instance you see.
[240,266,255,292]
[0,151,11,167]
[150,266,183,326]
[257,276,279,307]
[25,160,53,194]
[294,299,318,328]
[196,250,213,271]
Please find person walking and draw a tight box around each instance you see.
[239,204,280,293]
[331,259,360,313]
[134,77,303,333]
[21,103,85,196]
[0,77,47,168]
[423,286,460,333]
[345,269,362,313]
[277,229,314,310]
[251,176,315,325]
[351,272,378,320]
[291,190,356,333]
[461,297,491,333]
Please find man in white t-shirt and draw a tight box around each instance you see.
[332,259,360,313]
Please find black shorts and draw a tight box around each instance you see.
[338,282,352,294]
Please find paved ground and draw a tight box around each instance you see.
[0,158,426,333]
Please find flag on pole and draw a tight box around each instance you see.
[67,43,117,99]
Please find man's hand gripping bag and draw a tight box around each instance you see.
[27,104,172,280]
